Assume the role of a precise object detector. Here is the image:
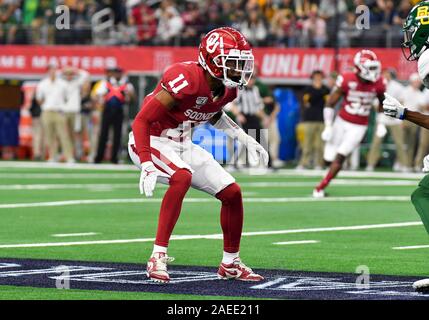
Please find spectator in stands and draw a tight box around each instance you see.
[239,9,268,46]
[319,0,347,47]
[381,0,396,26]
[401,73,426,172]
[302,10,327,48]
[338,11,362,47]
[204,8,225,34]
[70,0,92,44]
[0,0,20,44]
[0,0,409,48]
[394,0,412,25]
[36,65,74,163]
[155,0,184,46]
[129,0,157,46]
[270,6,300,47]
[219,0,236,27]
[366,68,407,172]
[181,1,204,46]
[94,67,135,164]
[60,66,91,161]
[297,70,330,170]
[24,0,55,44]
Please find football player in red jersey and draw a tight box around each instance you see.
[313,50,386,198]
[129,27,269,283]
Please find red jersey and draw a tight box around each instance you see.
[336,72,386,125]
[142,61,237,138]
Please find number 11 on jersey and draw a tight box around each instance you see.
[168,73,189,94]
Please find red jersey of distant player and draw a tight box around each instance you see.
[336,72,386,125]
[140,61,237,137]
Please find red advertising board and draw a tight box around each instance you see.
[0,46,418,81]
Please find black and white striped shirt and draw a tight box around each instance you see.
[235,86,264,116]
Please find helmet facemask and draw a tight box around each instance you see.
[213,49,254,88]
[357,60,381,82]
[401,24,429,61]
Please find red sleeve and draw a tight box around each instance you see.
[335,74,348,93]
[131,96,169,163]
[160,63,198,100]
[377,77,387,96]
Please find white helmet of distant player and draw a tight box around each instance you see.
[354,50,381,82]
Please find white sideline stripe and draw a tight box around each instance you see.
[52,232,99,237]
[0,221,421,249]
[392,245,429,250]
[273,240,320,245]
[0,196,412,209]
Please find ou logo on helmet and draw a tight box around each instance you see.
[206,32,220,54]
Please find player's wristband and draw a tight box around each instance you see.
[399,108,407,120]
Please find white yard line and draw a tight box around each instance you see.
[272,240,320,245]
[0,196,412,209]
[51,232,99,237]
[0,221,421,249]
[392,244,429,250]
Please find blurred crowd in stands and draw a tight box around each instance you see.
[0,0,419,47]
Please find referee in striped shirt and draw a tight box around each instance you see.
[230,75,268,167]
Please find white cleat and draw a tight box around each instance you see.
[312,189,325,198]
[146,252,175,284]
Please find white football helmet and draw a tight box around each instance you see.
[354,49,381,83]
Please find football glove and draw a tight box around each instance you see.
[383,93,407,120]
[321,125,333,142]
[423,155,429,173]
[246,136,269,167]
[139,161,158,197]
